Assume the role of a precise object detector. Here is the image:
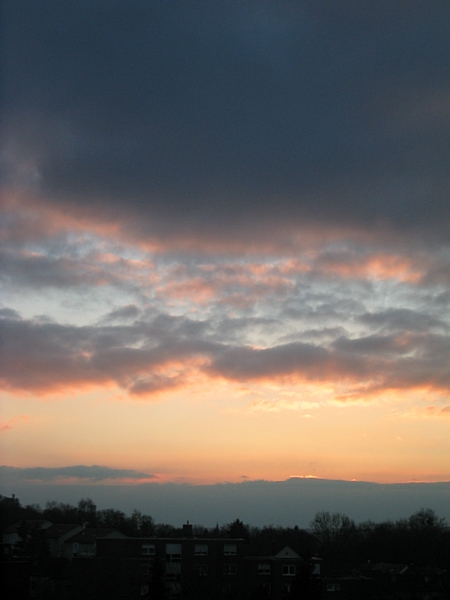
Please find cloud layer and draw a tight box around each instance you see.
[0,465,155,483]
[1,473,450,528]
[2,1,449,245]
[1,299,449,403]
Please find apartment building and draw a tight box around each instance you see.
[96,522,246,598]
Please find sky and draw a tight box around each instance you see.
[1,1,450,498]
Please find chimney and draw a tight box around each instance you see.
[183,521,193,538]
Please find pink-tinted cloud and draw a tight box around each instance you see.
[420,405,450,418]
[315,252,425,283]
[1,309,449,402]
[0,414,30,432]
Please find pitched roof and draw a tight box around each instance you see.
[274,546,300,559]
[365,562,409,575]
[4,520,52,534]
[45,524,81,539]
[65,528,125,544]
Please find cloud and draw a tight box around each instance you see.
[99,304,141,324]
[1,306,449,401]
[0,415,29,432]
[0,309,218,396]
[358,309,448,334]
[2,1,449,246]
[207,334,450,399]
[1,476,449,527]
[249,398,318,414]
[0,307,21,320]
[1,1,449,487]
[0,465,155,482]
[417,406,450,419]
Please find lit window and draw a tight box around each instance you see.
[224,544,237,555]
[258,563,271,575]
[194,544,208,556]
[282,564,296,576]
[141,544,155,555]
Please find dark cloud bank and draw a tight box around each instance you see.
[1,467,449,527]
[2,0,449,244]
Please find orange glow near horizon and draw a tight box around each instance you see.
[2,376,450,485]
[1,191,449,490]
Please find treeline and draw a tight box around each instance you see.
[309,509,450,569]
[2,495,450,568]
[1,496,155,537]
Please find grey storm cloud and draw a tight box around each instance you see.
[0,465,155,482]
[2,0,449,243]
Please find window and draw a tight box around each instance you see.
[282,564,296,576]
[258,583,271,594]
[141,543,155,556]
[140,584,149,596]
[223,544,237,556]
[194,564,208,576]
[223,564,237,575]
[258,563,271,575]
[166,543,181,562]
[327,583,340,592]
[194,544,208,556]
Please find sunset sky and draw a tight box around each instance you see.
[1,1,450,491]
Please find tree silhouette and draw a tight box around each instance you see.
[226,518,249,540]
